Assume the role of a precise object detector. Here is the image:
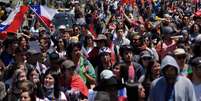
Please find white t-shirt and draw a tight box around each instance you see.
[194,83,201,101]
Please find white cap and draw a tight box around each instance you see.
[58,25,66,29]
[100,70,114,79]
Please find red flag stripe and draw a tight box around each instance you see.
[6,6,29,33]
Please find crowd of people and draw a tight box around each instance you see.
[1,0,201,101]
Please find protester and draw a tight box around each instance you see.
[19,80,43,101]
[26,67,44,100]
[139,50,154,71]
[4,69,27,101]
[61,59,88,100]
[190,57,201,101]
[119,45,144,83]
[1,38,16,66]
[55,38,66,58]
[83,34,94,54]
[96,47,113,83]
[142,60,160,100]
[88,34,109,67]
[26,49,47,76]
[42,68,67,101]
[173,48,190,77]
[67,42,96,86]
[148,55,196,101]
[156,26,177,59]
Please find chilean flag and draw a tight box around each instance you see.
[30,5,58,28]
[0,6,29,34]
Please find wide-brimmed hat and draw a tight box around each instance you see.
[173,48,186,56]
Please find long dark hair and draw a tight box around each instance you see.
[142,60,158,100]
[66,42,82,59]
[27,67,44,99]
[190,23,201,34]
[83,34,93,48]
[55,38,65,52]
[43,69,60,99]
[96,52,113,83]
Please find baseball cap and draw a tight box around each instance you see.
[94,70,120,91]
[98,70,118,88]
[100,70,114,80]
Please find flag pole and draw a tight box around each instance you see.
[28,5,51,32]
